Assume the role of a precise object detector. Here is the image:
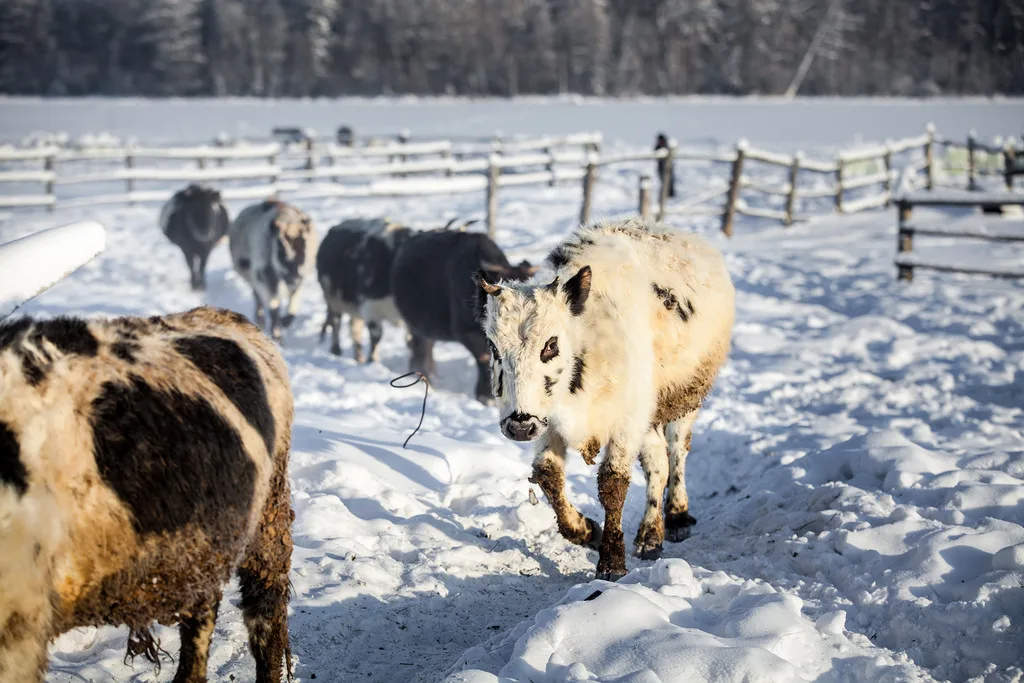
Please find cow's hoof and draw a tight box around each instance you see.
[635,541,663,561]
[584,517,603,550]
[665,511,697,543]
[330,345,342,356]
[281,314,295,328]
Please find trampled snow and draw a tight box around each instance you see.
[0,122,1020,682]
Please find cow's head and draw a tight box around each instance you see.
[474,265,591,442]
[180,184,225,242]
[271,205,315,284]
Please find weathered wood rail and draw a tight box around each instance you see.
[894,189,1024,281]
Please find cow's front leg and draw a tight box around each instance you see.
[529,431,600,548]
[635,425,669,559]
[281,281,302,329]
[252,291,266,329]
[596,437,636,581]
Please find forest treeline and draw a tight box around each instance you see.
[1,0,1022,97]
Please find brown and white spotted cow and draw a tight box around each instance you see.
[229,199,318,340]
[0,306,295,682]
[475,218,735,580]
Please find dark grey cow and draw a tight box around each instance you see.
[390,228,537,403]
[159,184,230,290]
[316,217,413,362]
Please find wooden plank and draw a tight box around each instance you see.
[894,254,1024,279]
[0,170,57,183]
[0,146,60,161]
[901,219,1024,242]
[900,190,1024,206]
[0,195,56,208]
[842,171,890,191]
[744,147,792,167]
[844,192,889,213]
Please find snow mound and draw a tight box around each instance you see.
[444,559,930,683]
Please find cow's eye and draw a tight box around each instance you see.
[487,338,500,362]
[540,336,559,363]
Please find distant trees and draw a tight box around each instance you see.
[2,0,1021,96]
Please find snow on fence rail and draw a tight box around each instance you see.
[0,220,106,318]
[0,125,1013,239]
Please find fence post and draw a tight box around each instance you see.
[883,141,893,207]
[896,200,914,281]
[835,157,845,213]
[442,147,453,177]
[486,154,500,239]
[579,153,597,226]
[924,123,935,191]
[657,141,676,221]
[967,130,977,191]
[305,138,316,182]
[545,147,556,187]
[44,155,55,212]
[638,174,651,219]
[1003,142,1015,191]
[784,152,800,226]
[269,153,278,185]
[720,141,746,237]
[125,150,135,204]
[198,156,206,170]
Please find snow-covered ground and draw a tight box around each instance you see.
[1,119,1022,682]
[2,96,1023,150]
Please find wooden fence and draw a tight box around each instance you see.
[1,125,1016,239]
[894,188,1024,281]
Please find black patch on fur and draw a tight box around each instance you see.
[487,338,500,362]
[238,257,252,271]
[562,266,591,316]
[0,421,27,496]
[90,375,256,536]
[652,283,677,310]
[544,376,557,396]
[0,317,98,386]
[684,298,696,319]
[569,355,586,394]
[111,341,141,363]
[547,246,570,269]
[496,369,504,397]
[173,336,276,459]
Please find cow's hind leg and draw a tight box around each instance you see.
[367,319,384,363]
[665,410,699,542]
[461,331,493,404]
[172,591,222,683]
[634,425,669,560]
[407,334,436,379]
[0,532,54,682]
[529,432,599,548]
[238,466,294,683]
[280,282,302,329]
[349,314,366,363]
[596,435,641,581]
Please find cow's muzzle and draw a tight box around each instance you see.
[501,412,543,442]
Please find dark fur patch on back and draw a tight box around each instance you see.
[569,355,586,394]
[652,283,694,322]
[0,317,98,386]
[111,341,141,363]
[544,376,557,396]
[547,246,571,269]
[90,375,257,537]
[173,336,276,459]
[0,421,27,496]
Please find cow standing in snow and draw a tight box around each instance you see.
[475,218,735,580]
[229,199,317,340]
[0,306,295,682]
[159,184,230,291]
[316,217,413,362]
[391,227,537,403]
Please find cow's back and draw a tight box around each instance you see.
[392,230,504,341]
[0,306,292,631]
[229,202,275,273]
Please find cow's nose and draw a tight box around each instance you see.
[503,413,540,442]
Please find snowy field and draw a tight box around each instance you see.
[1,100,1022,683]
[2,96,1023,150]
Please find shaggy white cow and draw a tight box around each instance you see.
[475,218,735,580]
[229,199,318,340]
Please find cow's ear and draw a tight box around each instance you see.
[562,265,591,316]
[473,268,502,296]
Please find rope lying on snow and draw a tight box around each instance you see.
[389,371,430,448]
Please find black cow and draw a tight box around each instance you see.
[316,218,413,362]
[391,229,537,403]
[159,184,230,290]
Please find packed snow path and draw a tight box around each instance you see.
[3,194,1020,682]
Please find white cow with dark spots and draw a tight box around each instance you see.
[229,199,318,340]
[474,218,735,580]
